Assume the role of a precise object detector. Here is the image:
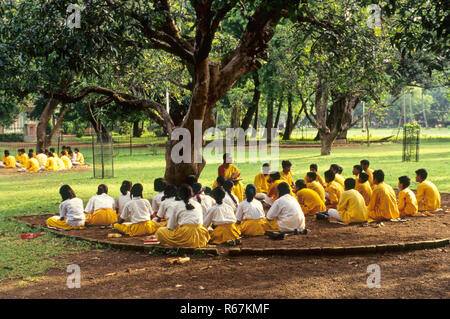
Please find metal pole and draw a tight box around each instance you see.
[409,89,413,122]
[422,89,428,128]
[402,90,406,125]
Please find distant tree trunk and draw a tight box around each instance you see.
[283,93,294,140]
[87,110,111,143]
[265,95,274,143]
[241,71,261,131]
[133,120,143,137]
[36,98,65,151]
[274,91,283,129]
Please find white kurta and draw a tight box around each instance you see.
[203,204,236,227]
[167,200,203,230]
[266,194,305,232]
[115,192,132,215]
[156,196,177,220]
[120,197,153,224]
[59,198,85,227]
[85,193,115,213]
[223,192,239,211]
[151,192,164,212]
[236,199,265,221]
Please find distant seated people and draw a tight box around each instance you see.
[355,172,372,206]
[59,151,72,169]
[266,182,306,233]
[54,154,66,170]
[21,155,40,173]
[44,153,58,171]
[397,176,418,217]
[45,185,85,230]
[28,149,36,158]
[15,148,28,168]
[266,171,295,206]
[72,148,84,165]
[324,169,344,209]
[367,170,399,221]
[155,184,210,248]
[151,178,167,212]
[192,182,216,217]
[318,178,368,224]
[330,164,345,188]
[0,150,16,168]
[294,179,326,216]
[115,180,132,217]
[49,148,58,158]
[61,145,68,156]
[203,187,241,245]
[305,171,326,203]
[36,149,48,168]
[84,184,118,226]
[236,184,267,237]
[223,179,239,211]
[360,159,374,189]
[254,163,271,194]
[305,164,325,187]
[68,150,76,163]
[280,160,295,189]
[113,183,158,237]
[415,168,441,211]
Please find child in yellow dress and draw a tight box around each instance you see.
[397,176,418,217]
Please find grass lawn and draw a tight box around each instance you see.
[0,139,449,282]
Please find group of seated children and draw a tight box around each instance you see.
[44,155,442,249]
[0,145,85,172]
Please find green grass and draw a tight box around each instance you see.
[0,139,449,282]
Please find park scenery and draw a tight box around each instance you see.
[0,0,448,303]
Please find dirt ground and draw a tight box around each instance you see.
[2,193,448,299]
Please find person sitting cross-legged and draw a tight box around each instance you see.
[367,170,399,221]
[113,183,159,237]
[415,168,441,212]
[236,184,268,237]
[265,182,306,233]
[397,175,419,217]
[203,187,241,245]
[294,179,326,216]
[84,184,118,226]
[45,185,85,230]
[317,178,368,224]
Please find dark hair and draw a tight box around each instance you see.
[203,186,212,196]
[306,171,317,181]
[398,176,411,188]
[269,171,281,180]
[277,182,291,197]
[178,184,194,210]
[295,179,307,190]
[19,148,25,153]
[415,168,428,180]
[50,148,55,152]
[28,149,34,153]
[216,176,225,187]
[245,184,257,202]
[154,178,167,192]
[330,164,339,173]
[223,153,231,163]
[186,175,198,187]
[38,149,44,154]
[4,150,9,156]
[28,151,34,158]
[213,187,226,205]
[192,182,203,203]
[223,180,237,206]
[162,184,178,201]
[68,150,73,155]
[360,159,370,166]
[59,184,76,201]
[263,163,270,167]
[353,165,362,173]
[62,145,66,150]
[130,183,143,198]
[97,184,108,195]
[60,151,65,157]
[282,160,292,169]
[324,170,335,182]
[359,172,369,183]
[344,178,356,190]
[373,169,385,183]
[310,163,318,171]
[74,148,80,152]
[120,180,132,195]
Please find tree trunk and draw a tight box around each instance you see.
[87,111,111,143]
[241,71,261,131]
[274,91,283,129]
[265,96,274,143]
[282,93,294,140]
[132,120,143,137]
[320,131,336,155]
[36,98,61,151]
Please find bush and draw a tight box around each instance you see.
[0,133,24,142]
